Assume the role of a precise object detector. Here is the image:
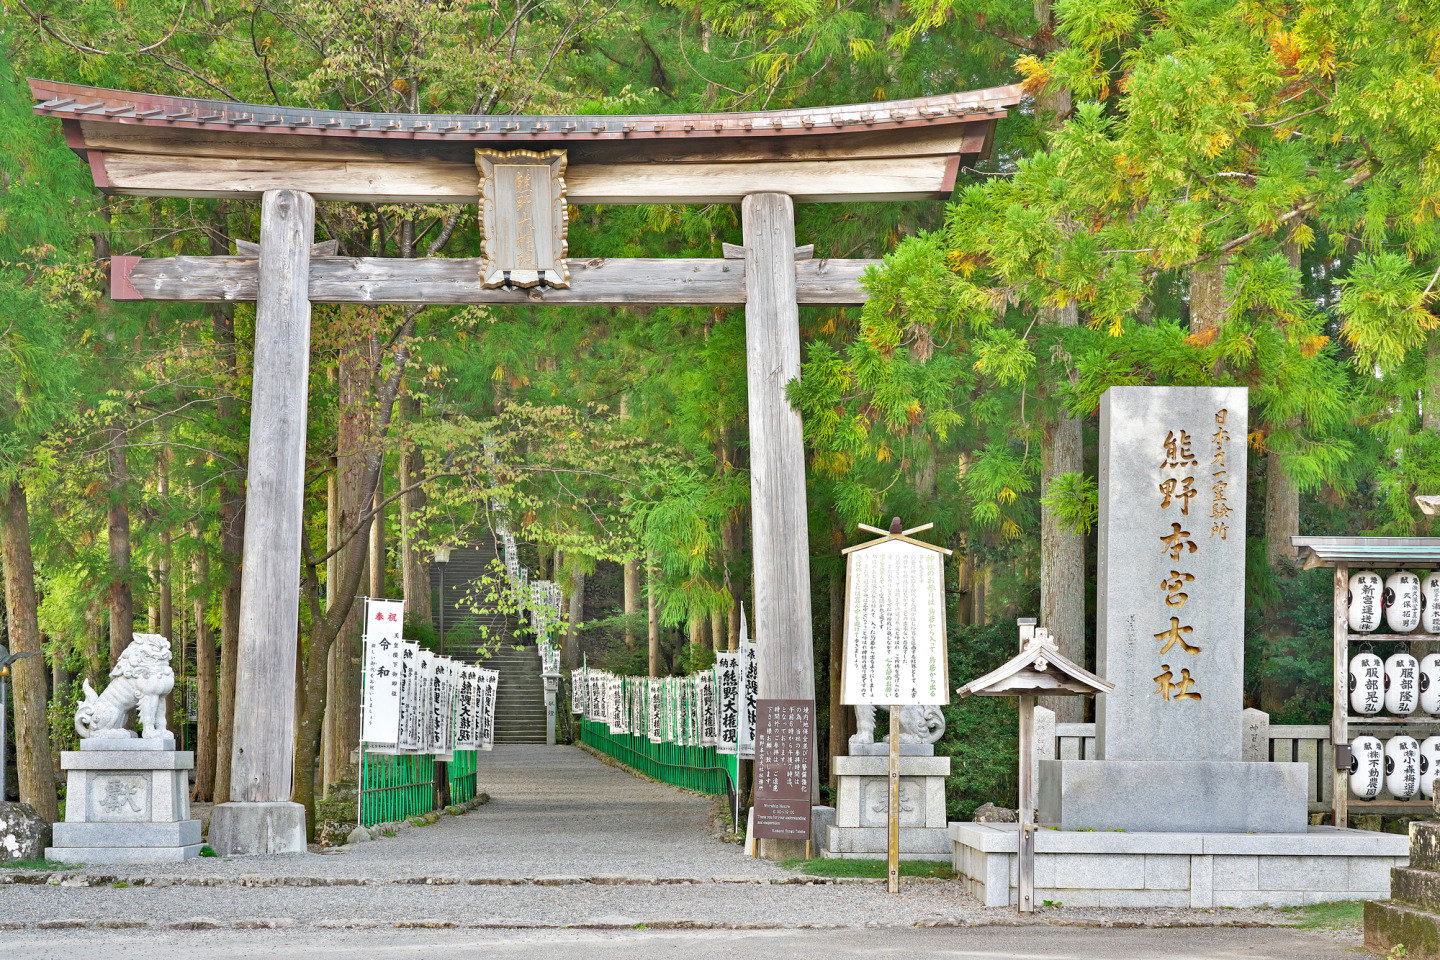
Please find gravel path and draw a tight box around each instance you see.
[0,744,1360,939]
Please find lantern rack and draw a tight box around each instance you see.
[1292,537,1440,827]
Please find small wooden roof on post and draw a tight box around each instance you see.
[957,619,1113,699]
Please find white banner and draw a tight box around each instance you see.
[430,656,455,757]
[477,668,499,750]
[361,636,403,746]
[716,653,739,755]
[454,665,479,749]
[397,641,422,753]
[700,671,718,747]
[365,598,406,643]
[739,639,757,759]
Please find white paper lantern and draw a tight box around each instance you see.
[1350,735,1384,799]
[1386,652,1420,715]
[1386,571,1422,633]
[1421,737,1440,799]
[1424,573,1440,634]
[1349,652,1384,715]
[1387,735,1422,800]
[1348,571,1383,632]
[1421,654,1440,715]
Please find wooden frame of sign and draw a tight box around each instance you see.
[476,149,570,289]
[840,518,952,894]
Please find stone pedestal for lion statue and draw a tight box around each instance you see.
[822,704,952,860]
[45,634,203,863]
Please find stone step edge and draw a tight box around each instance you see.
[0,916,1287,932]
[1,873,907,888]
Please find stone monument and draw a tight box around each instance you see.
[949,387,1409,910]
[46,634,204,862]
[1038,386,1307,833]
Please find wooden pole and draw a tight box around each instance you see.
[1333,564,1348,829]
[1018,693,1036,913]
[888,705,900,893]
[228,189,315,809]
[743,193,816,861]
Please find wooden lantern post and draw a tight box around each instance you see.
[957,618,1113,913]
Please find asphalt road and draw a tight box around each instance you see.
[0,926,1365,959]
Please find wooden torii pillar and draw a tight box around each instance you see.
[30,79,1020,859]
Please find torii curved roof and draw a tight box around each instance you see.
[29,78,1024,204]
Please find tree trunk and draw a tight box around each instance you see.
[0,482,58,822]
[565,568,585,668]
[211,203,244,806]
[157,454,175,730]
[191,519,217,801]
[1039,365,1086,724]
[107,429,134,667]
[829,554,846,791]
[323,342,369,791]
[722,511,740,650]
[322,467,338,794]
[1189,258,1231,338]
[399,415,431,625]
[1425,335,1440,433]
[710,606,724,654]
[647,557,660,677]
[623,559,639,646]
[369,473,385,599]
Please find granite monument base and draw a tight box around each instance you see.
[45,738,203,863]
[952,821,1408,909]
[1038,759,1309,833]
[822,754,951,860]
[208,800,307,857]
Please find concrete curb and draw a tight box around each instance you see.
[0,916,1290,931]
[0,871,899,887]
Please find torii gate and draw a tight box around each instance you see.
[30,78,1022,859]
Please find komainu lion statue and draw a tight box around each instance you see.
[849,703,945,752]
[74,633,174,740]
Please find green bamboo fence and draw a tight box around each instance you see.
[358,749,480,827]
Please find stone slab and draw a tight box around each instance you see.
[1413,821,1440,873]
[52,820,201,847]
[44,843,204,863]
[1037,758,1308,833]
[949,821,1411,857]
[59,751,194,771]
[79,738,176,751]
[1096,385,1248,762]
[845,742,934,756]
[952,821,1408,910]
[831,755,950,777]
[208,801,307,857]
[824,824,951,859]
[835,773,946,829]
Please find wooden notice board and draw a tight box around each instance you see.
[753,699,814,840]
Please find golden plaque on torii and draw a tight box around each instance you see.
[475,149,570,290]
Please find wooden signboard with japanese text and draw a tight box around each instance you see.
[753,699,814,841]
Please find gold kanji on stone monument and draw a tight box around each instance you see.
[475,149,570,290]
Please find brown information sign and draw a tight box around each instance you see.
[753,698,814,841]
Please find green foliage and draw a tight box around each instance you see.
[938,620,1027,821]
[780,857,955,878]
[1039,472,1097,536]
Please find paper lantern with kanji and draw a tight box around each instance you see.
[1350,735,1384,799]
[1348,570,1384,632]
[1386,652,1420,715]
[1421,654,1440,715]
[1386,735,1422,800]
[1421,736,1440,800]
[1386,571,1422,633]
[1424,573,1440,634]
[1349,652,1384,716]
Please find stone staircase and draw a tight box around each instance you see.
[477,644,549,744]
[1367,821,1440,958]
